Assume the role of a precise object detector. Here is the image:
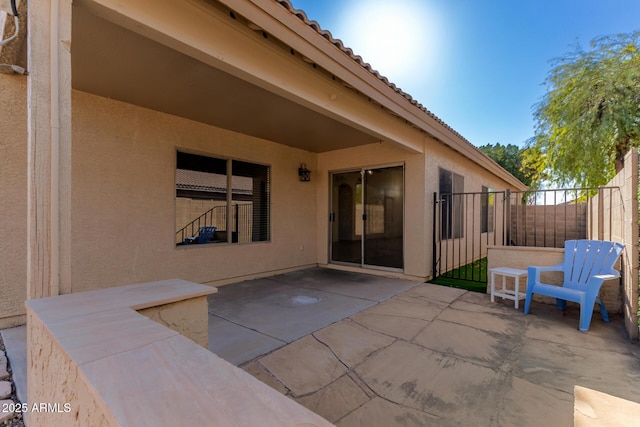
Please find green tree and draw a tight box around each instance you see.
[478,143,533,187]
[523,31,640,188]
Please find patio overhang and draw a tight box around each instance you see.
[71,0,427,154]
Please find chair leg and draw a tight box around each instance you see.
[596,297,610,323]
[579,295,597,332]
[524,289,533,314]
[556,299,567,311]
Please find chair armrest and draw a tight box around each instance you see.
[528,264,564,287]
[582,272,621,296]
[593,273,620,281]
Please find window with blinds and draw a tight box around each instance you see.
[439,167,464,240]
[481,186,495,233]
[175,151,270,245]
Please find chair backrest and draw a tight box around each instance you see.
[563,240,624,287]
[197,226,217,243]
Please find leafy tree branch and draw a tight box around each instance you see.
[523,31,640,188]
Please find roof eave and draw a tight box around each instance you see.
[219,0,527,189]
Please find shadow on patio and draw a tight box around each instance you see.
[208,267,640,426]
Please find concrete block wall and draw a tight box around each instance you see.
[510,204,587,248]
[590,149,639,340]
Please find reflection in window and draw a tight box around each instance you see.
[481,186,495,233]
[175,152,270,245]
[439,168,464,239]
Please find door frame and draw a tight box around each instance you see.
[329,163,405,272]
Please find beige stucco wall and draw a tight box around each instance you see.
[426,138,522,278]
[0,82,527,322]
[0,77,527,321]
[426,137,518,195]
[71,90,318,292]
[1,82,518,321]
[0,75,27,327]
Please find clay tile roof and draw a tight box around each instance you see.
[276,0,476,148]
[176,169,252,195]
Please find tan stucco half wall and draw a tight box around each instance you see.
[25,280,333,426]
[574,385,640,427]
[0,75,27,328]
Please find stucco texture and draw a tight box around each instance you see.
[27,311,116,426]
[137,297,209,348]
[71,90,318,293]
[0,75,27,327]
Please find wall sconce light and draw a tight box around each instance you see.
[298,163,311,182]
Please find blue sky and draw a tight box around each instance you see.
[289,0,640,148]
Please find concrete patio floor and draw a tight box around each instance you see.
[209,268,640,426]
[2,267,640,426]
[207,267,421,365]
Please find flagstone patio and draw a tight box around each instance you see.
[209,268,640,426]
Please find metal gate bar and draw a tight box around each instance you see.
[433,190,505,283]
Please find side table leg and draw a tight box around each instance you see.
[514,276,519,309]
[490,272,495,303]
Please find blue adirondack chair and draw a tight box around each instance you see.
[184,226,217,244]
[524,240,624,331]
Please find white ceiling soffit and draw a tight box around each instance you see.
[70,2,423,153]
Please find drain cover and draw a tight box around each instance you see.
[290,295,320,306]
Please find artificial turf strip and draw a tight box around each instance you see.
[428,257,488,293]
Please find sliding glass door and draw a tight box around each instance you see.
[330,165,403,270]
[330,170,362,264]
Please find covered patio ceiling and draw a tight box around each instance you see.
[71,5,381,153]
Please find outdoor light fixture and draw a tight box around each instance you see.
[298,163,311,182]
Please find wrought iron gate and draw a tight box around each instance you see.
[432,187,619,283]
[432,190,506,283]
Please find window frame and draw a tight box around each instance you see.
[175,150,271,246]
